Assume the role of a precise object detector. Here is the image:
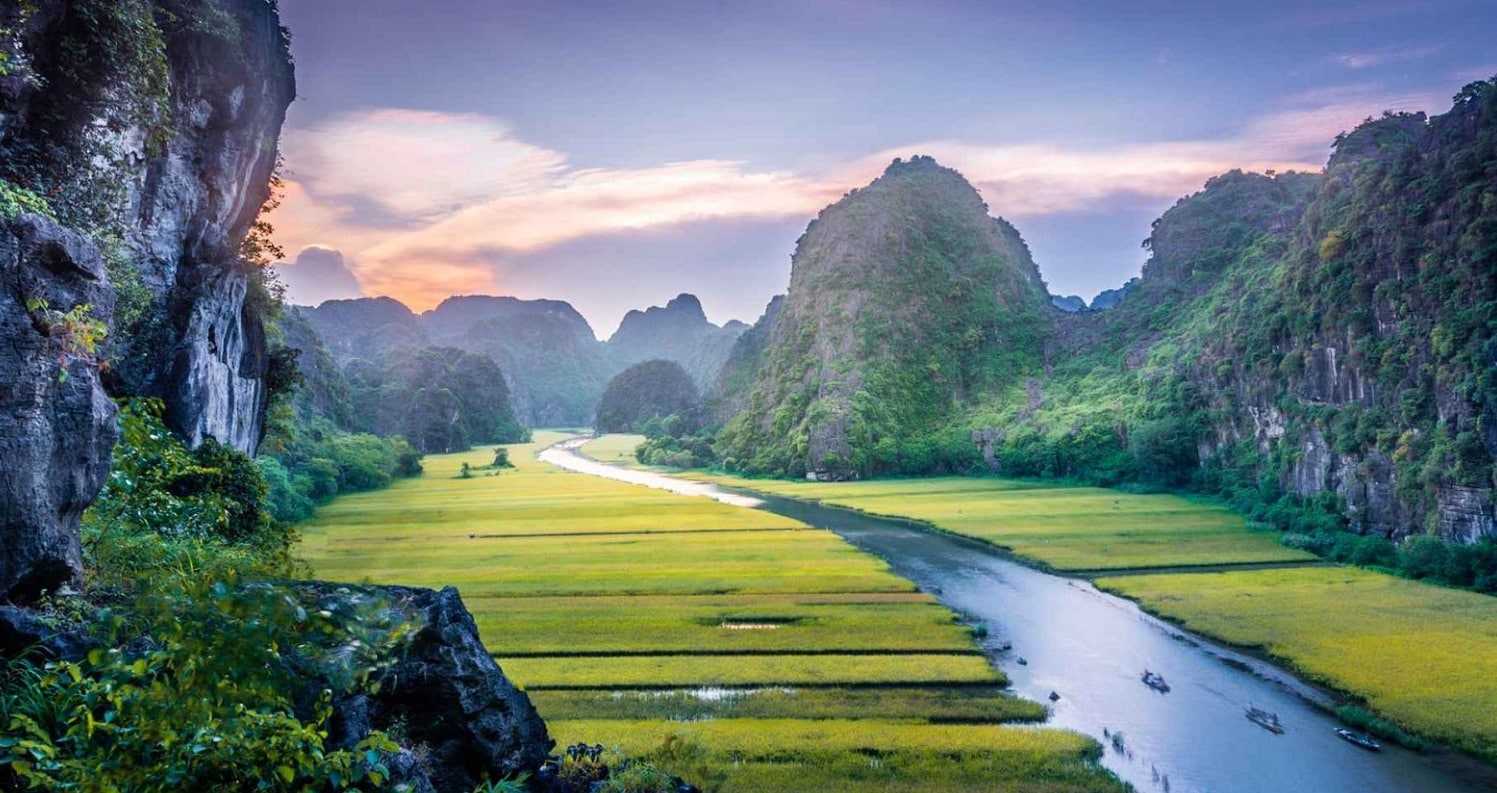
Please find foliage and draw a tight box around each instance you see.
[259,414,424,525]
[0,581,408,792]
[5,401,415,791]
[85,400,289,570]
[632,419,715,469]
[0,180,55,221]
[595,359,701,434]
[23,297,108,382]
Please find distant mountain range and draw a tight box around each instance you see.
[289,292,747,427]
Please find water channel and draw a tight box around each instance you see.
[540,440,1494,793]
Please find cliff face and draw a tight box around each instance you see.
[1015,87,1497,542]
[0,217,117,601]
[718,156,1052,478]
[0,0,293,598]
[1180,100,1496,541]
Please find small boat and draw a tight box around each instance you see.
[1245,704,1285,734]
[1141,669,1170,693]
[1335,728,1382,751]
[1111,731,1126,751]
[1017,656,1028,666]
[1048,690,1060,702]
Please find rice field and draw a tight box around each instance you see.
[1097,567,1497,763]
[581,434,1497,762]
[298,432,1120,791]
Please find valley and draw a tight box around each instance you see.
[300,433,1125,792]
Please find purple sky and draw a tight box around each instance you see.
[271,0,1496,337]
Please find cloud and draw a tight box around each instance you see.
[271,87,1447,311]
[273,246,366,307]
[1331,43,1446,70]
[284,109,567,224]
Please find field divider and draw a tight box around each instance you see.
[521,680,1013,692]
[468,527,809,539]
[495,649,986,659]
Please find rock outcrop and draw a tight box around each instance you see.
[325,585,552,793]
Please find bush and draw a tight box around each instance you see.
[0,579,410,791]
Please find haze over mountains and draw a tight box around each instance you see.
[291,291,748,427]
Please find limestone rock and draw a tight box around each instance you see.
[0,216,116,600]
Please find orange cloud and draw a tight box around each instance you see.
[271,87,1447,310]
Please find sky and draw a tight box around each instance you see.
[270,0,1497,337]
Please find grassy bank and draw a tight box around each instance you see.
[584,435,1312,572]
[1096,568,1497,763]
[298,432,1124,792]
[580,435,1497,764]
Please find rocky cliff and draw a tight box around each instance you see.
[1025,88,1497,543]
[0,0,292,598]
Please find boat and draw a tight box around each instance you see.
[1335,728,1382,751]
[1141,669,1171,693]
[1245,704,1285,734]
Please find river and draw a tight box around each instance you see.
[539,441,1494,793]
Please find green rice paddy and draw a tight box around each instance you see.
[581,434,1497,762]
[298,432,1119,791]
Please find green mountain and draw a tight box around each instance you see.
[716,155,1052,478]
[714,81,1497,543]
[595,359,701,433]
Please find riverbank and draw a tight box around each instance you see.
[577,434,1497,770]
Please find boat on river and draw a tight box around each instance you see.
[1335,728,1382,751]
[1141,669,1171,693]
[1246,704,1285,734]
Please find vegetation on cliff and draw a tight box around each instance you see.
[716,156,1052,479]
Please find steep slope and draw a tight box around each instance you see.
[709,294,785,421]
[717,156,1053,478]
[606,293,748,386]
[0,0,292,598]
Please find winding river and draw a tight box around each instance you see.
[539,440,1494,793]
